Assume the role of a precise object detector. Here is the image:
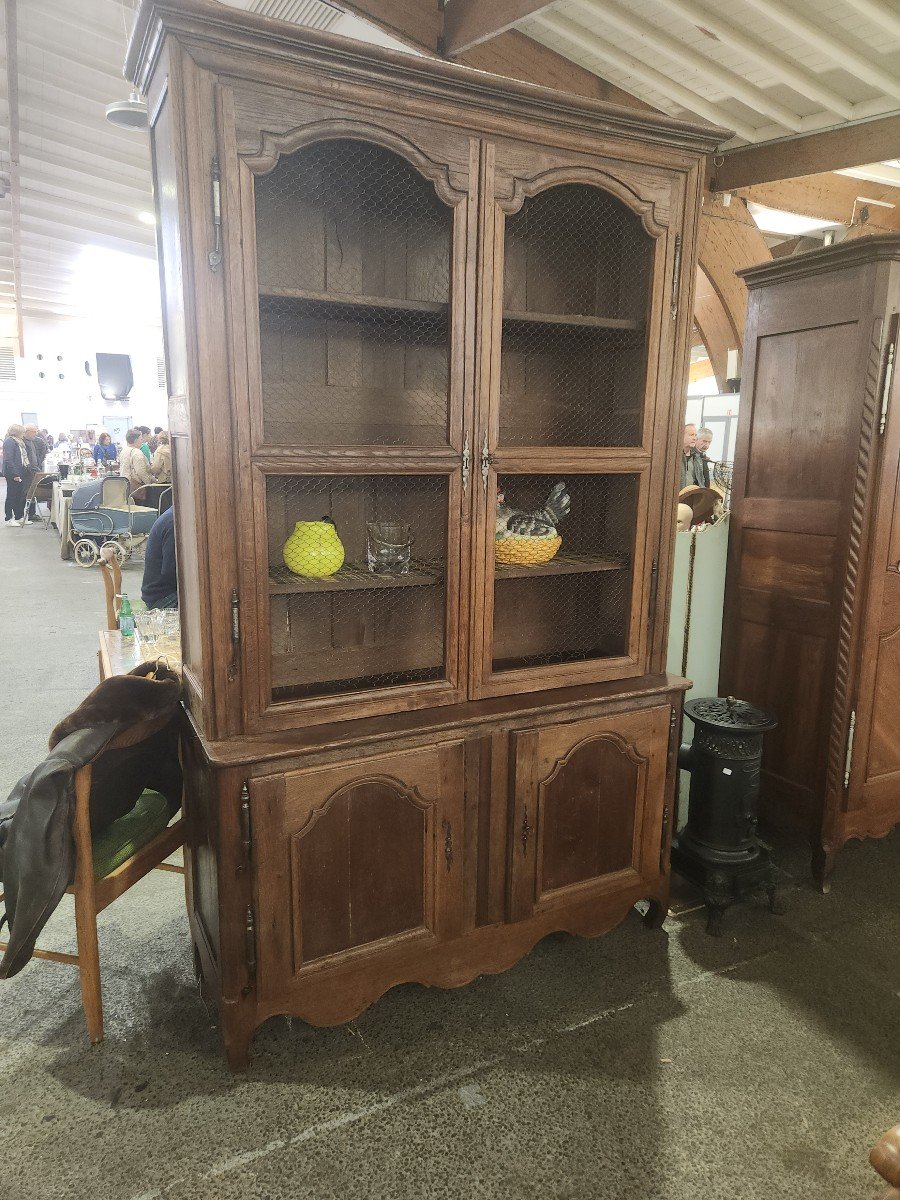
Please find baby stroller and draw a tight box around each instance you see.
[69,476,169,568]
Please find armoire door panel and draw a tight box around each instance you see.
[252,743,465,994]
[509,705,669,920]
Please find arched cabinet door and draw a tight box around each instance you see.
[508,705,671,921]
[472,144,686,701]
[250,743,465,1003]
[218,92,477,731]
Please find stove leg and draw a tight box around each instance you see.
[703,871,731,937]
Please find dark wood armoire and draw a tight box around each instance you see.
[720,236,900,889]
[127,0,723,1067]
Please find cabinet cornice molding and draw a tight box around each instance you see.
[127,0,727,156]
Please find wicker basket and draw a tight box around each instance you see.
[495,534,562,566]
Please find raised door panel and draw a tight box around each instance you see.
[471,140,684,699]
[509,705,670,920]
[251,743,464,996]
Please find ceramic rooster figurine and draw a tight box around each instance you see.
[496,480,571,537]
[495,481,571,567]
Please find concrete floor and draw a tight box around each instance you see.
[0,495,898,1200]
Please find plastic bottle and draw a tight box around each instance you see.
[119,593,135,639]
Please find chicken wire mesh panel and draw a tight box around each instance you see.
[492,473,638,673]
[499,184,652,449]
[266,474,448,701]
[254,140,452,447]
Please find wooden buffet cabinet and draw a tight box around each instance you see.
[127,0,723,1068]
[720,237,900,889]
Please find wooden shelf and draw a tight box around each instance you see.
[269,562,442,595]
[494,552,626,580]
[259,287,449,317]
[502,309,641,331]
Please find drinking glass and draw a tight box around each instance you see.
[366,521,412,575]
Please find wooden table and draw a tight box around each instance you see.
[98,629,182,680]
[51,479,77,560]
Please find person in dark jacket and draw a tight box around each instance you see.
[142,505,178,609]
[3,423,29,525]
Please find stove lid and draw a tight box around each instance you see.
[684,695,777,733]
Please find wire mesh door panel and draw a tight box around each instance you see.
[253,139,454,449]
[489,472,642,680]
[497,184,653,450]
[264,473,452,705]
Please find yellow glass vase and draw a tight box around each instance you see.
[283,518,345,577]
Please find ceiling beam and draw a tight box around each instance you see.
[574,0,801,131]
[2,0,22,352]
[540,11,748,139]
[337,0,656,109]
[840,0,900,41]
[738,173,900,232]
[710,113,900,191]
[651,0,854,119]
[442,0,556,57]
[739,0,900,102]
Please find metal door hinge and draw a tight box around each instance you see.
[243,904,257,992]
[648,557,660,629]
[208,156,222,272]
[481,430,493,493]
[228,588,241,681]
[521,806,530,854]
[843,709,856,789]
[461,431,471,495]
[880,335,895,435]
[669,704,678,748]
[659,804,670,873]
[442,818,453,871]
[670,234,682,321]
[238,782,251,874]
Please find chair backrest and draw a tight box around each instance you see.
[101,476,130,509]
[99,550,122,630]
[157,486,173,514]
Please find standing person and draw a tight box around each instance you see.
[120,428,152,494]
[3,424,29,526]
[680,423,699,490]
[137,426,153,462]
[42,429,54,451]
[22,426,47,521]
[149,426,163,454]
[92,431,117,469]
[150,430,171,483]
[694,426,714,488]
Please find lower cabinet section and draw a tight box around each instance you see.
[184,679,683,1069]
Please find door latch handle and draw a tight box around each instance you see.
[481,430,494,493]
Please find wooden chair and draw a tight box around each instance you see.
[872,1125,900,1199]
[0,714,185,1043]
[99,547,122,630]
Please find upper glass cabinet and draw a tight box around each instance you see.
[498,184,653,449]
[253,139,453,448]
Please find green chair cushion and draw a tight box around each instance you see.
[92,790,174,879]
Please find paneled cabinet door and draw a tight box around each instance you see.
[250,743,465,994]
[472,142,682,698]
[508,706,670,920]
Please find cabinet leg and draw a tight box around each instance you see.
[221,1004,253,1073]
[812,846,838,894]
[643,895,668,929]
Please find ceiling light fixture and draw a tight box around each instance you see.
[105,90,148,132]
